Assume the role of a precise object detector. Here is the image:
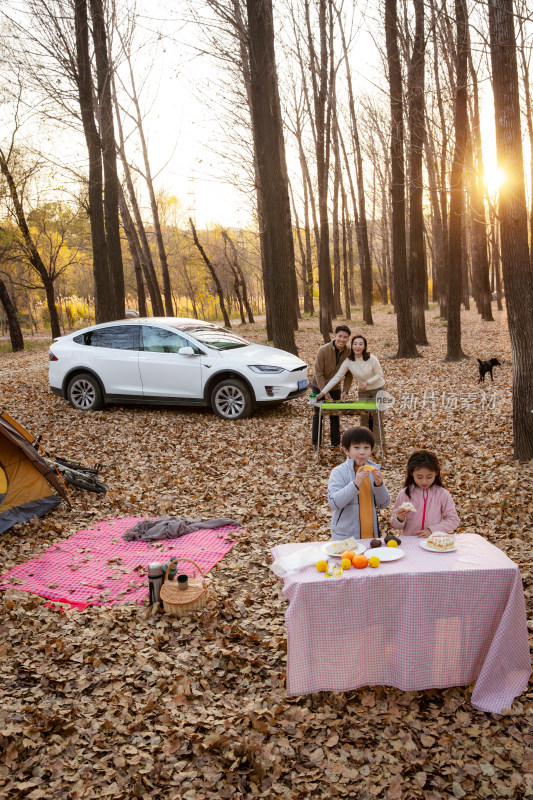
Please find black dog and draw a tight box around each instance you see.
[477,358,502,383]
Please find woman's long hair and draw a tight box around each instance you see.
[348,334,370,361]
[404,450,444,498]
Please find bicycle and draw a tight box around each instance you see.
[43,456,108,494]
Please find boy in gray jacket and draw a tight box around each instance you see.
[328,427,390,541]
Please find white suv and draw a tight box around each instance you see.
[48,318,308,420]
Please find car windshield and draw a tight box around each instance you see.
[184,327,249,350]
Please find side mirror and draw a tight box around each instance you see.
[178,346,197,356]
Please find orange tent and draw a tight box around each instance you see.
[0,410,70,534]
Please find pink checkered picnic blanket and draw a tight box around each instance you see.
[271,534,531,714]
[0,517,239,609]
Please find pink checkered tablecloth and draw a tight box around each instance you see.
[271,534,531,713]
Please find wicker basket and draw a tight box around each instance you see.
[159,557,212,616]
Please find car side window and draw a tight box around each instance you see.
[73,326,139,350]
[142,326,195,354]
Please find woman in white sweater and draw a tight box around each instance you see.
[316,335,385,444]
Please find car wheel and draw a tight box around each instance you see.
[66,373,104,411]
[211,379,253,420]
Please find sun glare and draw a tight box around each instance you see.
[486,166,506,194]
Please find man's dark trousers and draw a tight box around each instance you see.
[312,389,342,447]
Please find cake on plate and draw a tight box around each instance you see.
[426,531,455,551]
[328,536,359,554]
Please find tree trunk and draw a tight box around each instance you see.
[468,39,494,321]
[332,116,343,317]
[306,0,334,342]
[430,0,449,319]
[230,0,267,334]
[334,5,373,324]
[488,0,533,460]
[123,54,174,316]
[189,219,231,329]
[352,117,374,325]
[42,275,61,340]
[518,18,533,276]
[119,192,147,317]
[341,184,351,319]
[445,0,468,361]
[489,209,504,311]
[246,0,298,354]
[408,0,428,345]
[221,230,255,323]
[74,0,113,323]
[0,278,23,351]
[112,81,164,316]
[89,0,125,321]
[223,239,246,323]
[385,0,419,358]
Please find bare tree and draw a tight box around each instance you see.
[385,0,419,358]
[445,0,468,361]
[0,228,24,351]
[189,218,231,329]
[114,23,174,316]
[305,0,334,341]
[245,0,298,354]
[407,0,428,345]
[89,0,124,320]
[0,149,62,337]
[488,0,533,459]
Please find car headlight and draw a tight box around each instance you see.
[248,365,286,374]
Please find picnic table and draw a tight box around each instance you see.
[271,533,531,713]
[313,400,385,461]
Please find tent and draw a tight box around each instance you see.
[0,410,70,534]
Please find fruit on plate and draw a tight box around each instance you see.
[385,534,402,546]
[342,550,356,561]
[340,558,352,570]
[363,465,376,472]
[386,540,398,548]
[370,538,382,548]
[368,556,380,568]
[352,554,369,569]
[316,560,328,572]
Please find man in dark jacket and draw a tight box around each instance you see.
[311,325,352,447]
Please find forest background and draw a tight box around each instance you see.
[0,0,532,458]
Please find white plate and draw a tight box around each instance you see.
[323,538,366,557]
[420,540,458,553]
[363,546,405,562]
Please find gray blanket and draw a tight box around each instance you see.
[123,516,241,542]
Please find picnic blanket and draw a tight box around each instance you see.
[0,516,240,610]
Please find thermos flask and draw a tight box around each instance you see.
[148,562,164,604]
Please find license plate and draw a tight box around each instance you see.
[298,379,308,390]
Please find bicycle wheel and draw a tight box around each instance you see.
[59,466,108,494]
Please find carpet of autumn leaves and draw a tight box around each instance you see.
[0,303,532,800]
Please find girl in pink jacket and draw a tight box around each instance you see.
[390,450,459,538]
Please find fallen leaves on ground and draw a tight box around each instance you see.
[0,305,532,799]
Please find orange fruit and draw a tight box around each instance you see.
[352,554,369,569]
[316,560,328,572]
[340,558,352,570]
[363,465,376,472]
[368,556,380,568]
[342,550,356,561]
